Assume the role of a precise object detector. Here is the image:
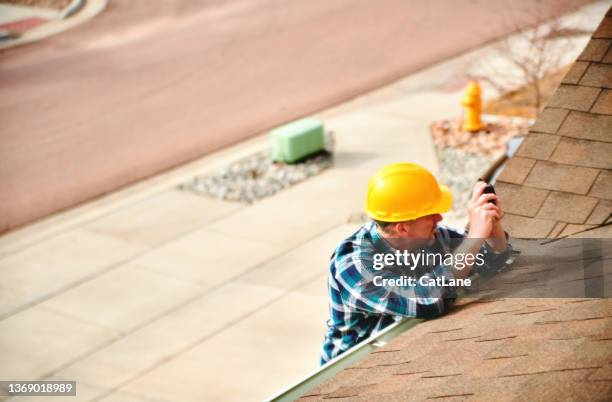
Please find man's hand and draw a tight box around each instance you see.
[488,195,508,253]
[467,181,501,239]
[466,181,508,253]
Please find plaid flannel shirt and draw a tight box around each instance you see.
[320,221,510,365]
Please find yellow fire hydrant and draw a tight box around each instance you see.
[461,81,483,132]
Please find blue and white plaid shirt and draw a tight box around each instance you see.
[320,221,510,364]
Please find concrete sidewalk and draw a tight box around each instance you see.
[0,2,608,401]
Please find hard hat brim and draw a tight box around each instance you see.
[435,184,453,216]
[409,183,453,222]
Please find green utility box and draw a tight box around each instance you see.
[271,118,325,163]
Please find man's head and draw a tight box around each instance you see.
[366,163,451,246]
[374,213,443,238]
[373,214,443,250]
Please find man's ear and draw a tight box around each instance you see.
[395,222,409,235]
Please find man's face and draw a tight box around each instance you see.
[380,214,443,250]
[400,213,443,239]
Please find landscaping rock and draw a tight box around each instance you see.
[181,132,335,204]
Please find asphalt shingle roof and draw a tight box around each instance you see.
[498,7,612,239]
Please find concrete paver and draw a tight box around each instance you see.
[40,265,205,333]
[117,291,327,402]
[0,287,29,317]
[324,107,442,173]
[50,282,285,400]
[295,274,328,298]
[133,228,278,287]
[0,305,116,381]
[0,228,145,318]
[238,224,359,291]
[85,189,242,247]
[98,390,170,402]
[206,185,349,248]
[369,92,463,122]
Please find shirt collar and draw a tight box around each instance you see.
[367,221,396,254]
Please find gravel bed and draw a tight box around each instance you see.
[181,132,335,204]
[430,117,529,159]
[431,117,529,223]
[436,147,492,224]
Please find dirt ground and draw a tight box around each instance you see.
[482,64,572,118]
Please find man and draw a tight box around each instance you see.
[320,162,510,365]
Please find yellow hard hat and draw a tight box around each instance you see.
[365,162,453,222]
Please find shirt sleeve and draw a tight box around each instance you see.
[334,252,456,319]
[441,225,513,276]
[477,234,513,276]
